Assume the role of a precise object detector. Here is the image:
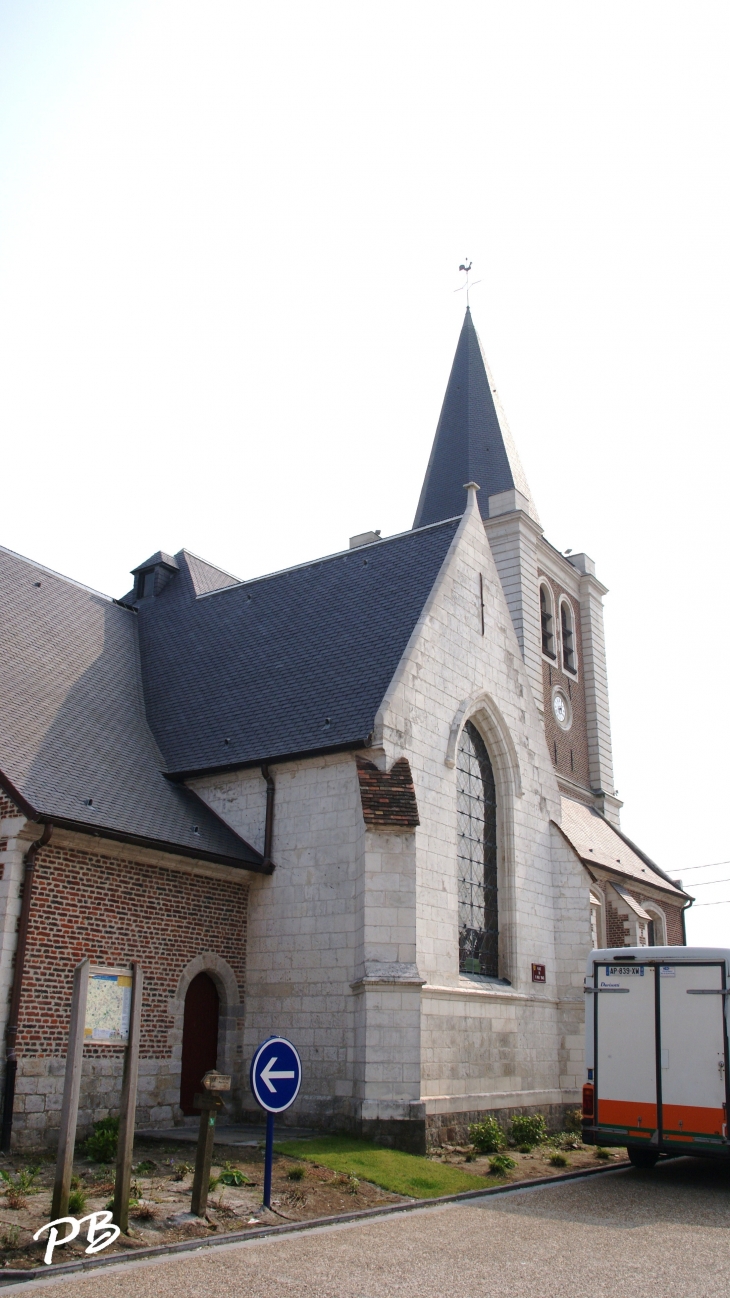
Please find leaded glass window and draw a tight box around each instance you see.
[457,720,498,977]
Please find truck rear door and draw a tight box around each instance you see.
[659,962,727,1151]
[594,961,657,1144]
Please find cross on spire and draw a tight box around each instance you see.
[455,259,481,307]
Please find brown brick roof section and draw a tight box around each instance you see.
[356,756,420,829]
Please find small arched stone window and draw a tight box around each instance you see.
[540,583,556,659]
[457,721,499,977]
[644,906,666,947]
[560,598,577,674]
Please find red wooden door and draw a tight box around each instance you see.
[180,972,219,1115]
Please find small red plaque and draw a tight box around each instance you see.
[532,963,546,983]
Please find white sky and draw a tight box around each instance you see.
[1,1,728,942]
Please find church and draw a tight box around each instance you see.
[0,308,691,1152]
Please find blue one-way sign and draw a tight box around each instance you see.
[250,1036,302,1114]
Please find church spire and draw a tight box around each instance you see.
[413,308,540,529]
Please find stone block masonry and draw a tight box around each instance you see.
[8,839,248,1149]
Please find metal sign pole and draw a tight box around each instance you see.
[51,958,90,1220]
[263,1111,275,1208]
[112,962,143,1234]
[250,1036,302,1214]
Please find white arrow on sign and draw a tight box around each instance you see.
[261,1056,295,1093]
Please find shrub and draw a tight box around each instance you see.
[1,1225,19,1251]
[469,1117,506,1154]
[595,1147,611,1160]
[85,1116,119,1163]
[133,1202,157,1221]
[516,1144,534,1154]
[68,1188,87,1214]
[134,1160,156,1175]
[172,1162,193,1181]
[488,1154,517,1176]
[564,1108,583,1133]
[286,1165,306,1181]
[556,1134,582,1151]
[548,1152,568,1168]
[219,1162,251,1186]
[106,1196,138,1212]
[1,1165,39,1210]
[510,1114,547,1149]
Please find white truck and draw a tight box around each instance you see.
[582,946,729,1168]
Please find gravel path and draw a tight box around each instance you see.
[10,1157,730,1297]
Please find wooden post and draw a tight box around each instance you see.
[112,961,143,1234]
[191,1095,223,1216]
[51,958,90,1220]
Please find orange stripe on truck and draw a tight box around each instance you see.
[597,1098,657,1130]
[662,1104,725,1137]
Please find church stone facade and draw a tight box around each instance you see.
[0,309,690,1151]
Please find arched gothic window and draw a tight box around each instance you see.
[540,584,555,659]
[560,599,576,673]
[457,721,499,977]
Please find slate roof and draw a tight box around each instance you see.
[413,308,540,528]
[134,520,461,776]
[0,545,264,870]
[556,798,689,901]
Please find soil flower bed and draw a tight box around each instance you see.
[0,1132,626,1272]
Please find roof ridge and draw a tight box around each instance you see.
[196,516,462,600]
[0,544,114,603]
[180,549,241,582]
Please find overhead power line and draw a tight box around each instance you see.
[678,859,730,873]
[683,877,730,887]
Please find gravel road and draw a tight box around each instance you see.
[10,1156,730,1298]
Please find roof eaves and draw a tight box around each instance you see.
[167,737,371,782]
[31,813,269,874]
[0,769,39,821]
[552,820,690,903]
[597,814,692,900]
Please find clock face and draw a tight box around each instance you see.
[553,693,568,724]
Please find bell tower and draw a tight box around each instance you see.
[414,308,620,823]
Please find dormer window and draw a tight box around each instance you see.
[540,584,556,659]
[131,551,180,602]
[560,599,577,673]
[137,569,156,599]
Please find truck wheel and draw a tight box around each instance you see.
[627,1145,660,1169]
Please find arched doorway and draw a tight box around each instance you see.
[180,972,220,1115]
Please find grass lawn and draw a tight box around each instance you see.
[274,1136,499,1199]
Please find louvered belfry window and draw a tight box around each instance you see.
[457,720,498,977]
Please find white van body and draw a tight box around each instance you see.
[583,947,729,1163]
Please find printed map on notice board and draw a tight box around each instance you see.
[85,970,132,1043]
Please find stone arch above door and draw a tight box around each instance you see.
[168,952,245,1120]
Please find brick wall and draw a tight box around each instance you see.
[9,839,249,1147]
[0,790,20,820]
[539,573,591,790]
[593,879,685,948]
[628,892,684,946]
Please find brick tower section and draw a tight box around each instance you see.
[539,573,591,789]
